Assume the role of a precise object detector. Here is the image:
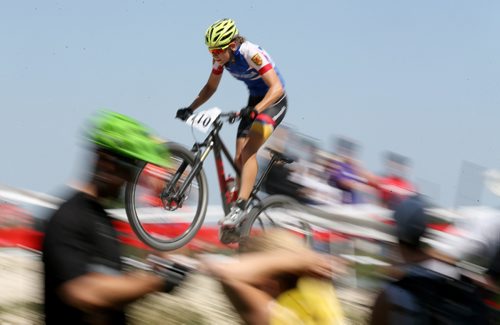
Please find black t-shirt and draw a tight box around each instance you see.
[42,191,126,324]
[487,244,500,282]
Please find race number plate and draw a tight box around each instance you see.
[186,107,221,133]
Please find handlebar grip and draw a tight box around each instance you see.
[228,115,238,124]
[220,111,240,124]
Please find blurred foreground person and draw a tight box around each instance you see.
[484,245,500,322]
[204,230,346,325]
[42,111,172,324]
[370,196,488,325]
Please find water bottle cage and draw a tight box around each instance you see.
[225,176,238,204]
[225,191,238,204]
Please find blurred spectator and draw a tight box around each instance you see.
[42,111,174,324]
[260,126,312,204]
[263,159,308,202]
[377,152,416,209]
[438,205,500,270]
[484,244,500,319]
[0,201,33,228]
[370,196,488,324]
[204,230,346,324]
[434,170,500,274]
[261,127,345,205]
[487,245,500,287]
[288,150,343,205]
[432,205,500,320]
[328,137,377,204]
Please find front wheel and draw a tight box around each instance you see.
[239,195,314,247]
[125,142,208,251]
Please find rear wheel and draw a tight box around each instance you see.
[125,142,208,251]
[239,195,313,247]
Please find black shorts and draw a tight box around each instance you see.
[237,94,288,139]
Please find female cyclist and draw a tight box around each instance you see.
[176,18,287,235]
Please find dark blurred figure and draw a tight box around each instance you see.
[370,196,488,324]
[487,246,500,287]
[377,152,416,209]
[485,245,500,322]
[260,126,310,203]
[328,137,377,204]
[264,159,307,201]
[42,111,173,324]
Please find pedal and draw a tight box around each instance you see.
[218,227,240,244]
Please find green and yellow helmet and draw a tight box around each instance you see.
[205,18,239,49]
[88,110,169,167]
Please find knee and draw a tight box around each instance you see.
[235,154,242,168]
[239,148,250,163]
[240,148,258,163]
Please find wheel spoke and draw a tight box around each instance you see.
[241,195,312,245]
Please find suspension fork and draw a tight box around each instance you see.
[161,141,214,203]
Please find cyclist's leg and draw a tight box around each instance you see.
[235,137,249,173]
[219,116,253,235]
[221,95,287,230]
[235,96,260,182]
[239,95,288,201]
[238,133,267,200]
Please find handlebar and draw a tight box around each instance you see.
[219,111,240,124]
[176,109,240,129]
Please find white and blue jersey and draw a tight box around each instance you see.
[212,41,285,97]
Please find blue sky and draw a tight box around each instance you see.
[1,0,499,207]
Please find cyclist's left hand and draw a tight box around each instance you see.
[239,106,258,120]
[176,107,193,121]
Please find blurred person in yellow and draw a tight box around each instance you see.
[204,230,346,324]
[42,111,174,324]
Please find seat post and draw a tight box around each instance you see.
[250,154,281,198]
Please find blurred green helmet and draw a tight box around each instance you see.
[89,110,169,167]
[205,18,239,49]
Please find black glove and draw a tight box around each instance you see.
[239,106,259,120]
[176,107,193,121]
[148,255,193,293]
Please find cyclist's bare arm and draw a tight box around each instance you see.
[188,71,222,111]
[253,68,283,113]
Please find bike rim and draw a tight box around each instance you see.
[129,156,203,245]
[245,199,313,243]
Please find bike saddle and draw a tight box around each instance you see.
[265,147,295,164]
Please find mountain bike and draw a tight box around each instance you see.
[124,107,311,251]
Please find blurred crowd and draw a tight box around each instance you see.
[259,125,416,209]
[1,114,499,325]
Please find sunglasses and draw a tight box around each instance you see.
[100,149,140,178]
[208,47,227,55]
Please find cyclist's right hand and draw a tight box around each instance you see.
[176,107,193,121]
[239,106,258,120]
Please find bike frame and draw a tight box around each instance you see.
[163,115,285,213]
